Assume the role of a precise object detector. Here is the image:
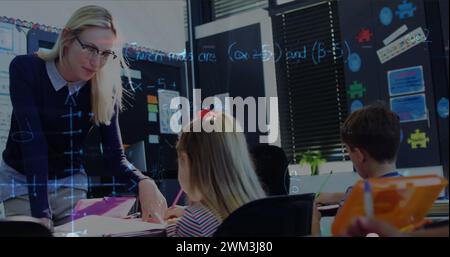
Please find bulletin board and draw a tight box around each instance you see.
[337,0,444,169]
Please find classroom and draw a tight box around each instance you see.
[0,0,448,241]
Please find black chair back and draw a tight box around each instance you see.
[214,193,315,237]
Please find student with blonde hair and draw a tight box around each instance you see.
[164,111,266,237]
[0,5,167,230]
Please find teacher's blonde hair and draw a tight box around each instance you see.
[37,5,129,125]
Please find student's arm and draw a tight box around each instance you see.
[9,56,51,220]
[99,104,149,182]
[315,192,345,205]
[311,201,322,236]
[99,104,167,221]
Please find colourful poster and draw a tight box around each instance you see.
[388,66,424,96]
[158,89,180,134]
[148,112,157,122]
[148,104,158,113]
[377,27,426,64]
[390,94,427,123]
[147,95,158,104]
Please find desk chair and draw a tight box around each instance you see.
[214,193,315,237]
[0,220,52,237]
[251,144,290,195]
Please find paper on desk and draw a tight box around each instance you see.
[317,204,340,211]
[55,215,166,237]
[72,197,136,220]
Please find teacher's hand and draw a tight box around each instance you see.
[138,179,167,223]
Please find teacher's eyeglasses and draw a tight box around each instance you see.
[75,36,117,62]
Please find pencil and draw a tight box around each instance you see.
[172,189,184,207]
[364,180,374,218]
[315,170,333,198]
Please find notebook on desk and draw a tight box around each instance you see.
[72,197,137,221]
[317,204,340,216]
[54,215,166,237]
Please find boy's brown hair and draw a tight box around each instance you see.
[340,103,401,163]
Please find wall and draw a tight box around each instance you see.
[337,0,447,171]
[0,0,186,53]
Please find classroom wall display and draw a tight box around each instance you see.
[375,0,440,168]
[350,100,364,113]
[338,0,443,168]
[395,0,417,20]
[338,0,382,116]
[356,28,373,43]
[407,129,430,149]
[0,16,61,34]
[382,24,408,46]
[388,66,424,96]
[376,26,426,64]
[390,94,427,123]
[158,89,180,134]
[118,56,185,181]
[380,7,394,26]
[347,53,362,72]
[437,97,448,119]
[347,81,366,99]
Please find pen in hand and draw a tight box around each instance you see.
[364,180,373,218]
[172,189,184,208]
